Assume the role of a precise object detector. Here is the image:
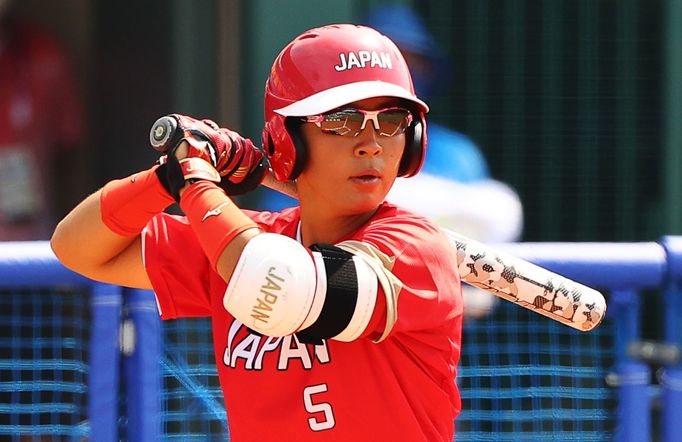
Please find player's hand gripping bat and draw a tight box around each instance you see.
[150,116,607,332]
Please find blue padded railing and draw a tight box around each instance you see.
[1,239,681,442]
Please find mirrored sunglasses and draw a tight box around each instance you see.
[302,107,414,137]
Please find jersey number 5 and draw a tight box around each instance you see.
[303,384,335,431]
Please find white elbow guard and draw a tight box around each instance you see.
[223,233,317,337]
[223,233,378,341]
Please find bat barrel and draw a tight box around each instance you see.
[446,230,609,332]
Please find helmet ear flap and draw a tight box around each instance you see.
[262,116,302,181]
[262,129,275,158]
[398,114,427,177]
[284,118,307,180]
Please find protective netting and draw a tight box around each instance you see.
[423,0,664,242]
[0,289,90,441]
[0,289,616,441]
[456,294,616,441]
[161,318,229,440]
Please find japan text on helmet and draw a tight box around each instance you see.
[262,24,429,181]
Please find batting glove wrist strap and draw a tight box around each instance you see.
[100,165,175,236]
[156,155,222,202]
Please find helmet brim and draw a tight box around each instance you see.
[273,81,429,116]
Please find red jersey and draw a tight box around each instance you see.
[0,22,84,239]
[143,202,463,441]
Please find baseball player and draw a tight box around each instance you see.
[51,24,463,441]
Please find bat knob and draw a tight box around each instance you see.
[150,116,178,152]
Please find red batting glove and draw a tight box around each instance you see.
[156,114,266,200]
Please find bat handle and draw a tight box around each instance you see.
[149,116,179,153]
[148,115,298,198]
[262,169,298,199]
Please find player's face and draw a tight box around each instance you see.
[297,97,407,215]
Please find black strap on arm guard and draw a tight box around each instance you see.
[296,243,359,344]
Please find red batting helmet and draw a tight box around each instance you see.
[262,24,429,181]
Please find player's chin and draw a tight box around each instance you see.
[345,190,389,213]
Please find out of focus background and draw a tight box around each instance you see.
[1,0,681,441]
[4,0,680,242]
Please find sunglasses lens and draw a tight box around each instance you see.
[314,108,412,137]
[317,110,363,136]
[377,109,411,137]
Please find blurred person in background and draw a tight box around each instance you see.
[364,4,523,237]
[0,0,85,240]
[368,4,523,318]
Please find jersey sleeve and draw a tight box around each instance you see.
[348,209,463,338]
[142,209,293,319]
[142,213,214,319]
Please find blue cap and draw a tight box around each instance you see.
[363,4,440,59]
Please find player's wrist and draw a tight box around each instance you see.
[179,180,258,271]
[156,151,222,202]
[100,164,175,236]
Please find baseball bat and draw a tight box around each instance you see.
[149,116,607,332]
